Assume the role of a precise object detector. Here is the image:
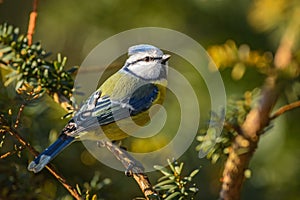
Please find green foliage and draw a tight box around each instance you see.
[154,159,199,200]
[75,171,111,200]
[0,23,77,102]
[0,160,110,200]
[0,161,56,199]
[1,0,300,199]
[0,22,79,168]
[196,89,261,163]
[0,23,82,199]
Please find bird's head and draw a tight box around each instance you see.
[122,44,170,81]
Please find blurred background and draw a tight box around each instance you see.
[0,0,300,199]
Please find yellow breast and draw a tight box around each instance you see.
[102,83,166,140]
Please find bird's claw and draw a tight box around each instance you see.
[125,163,135,177]
[97,140,105,147]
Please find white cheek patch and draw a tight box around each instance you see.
[127,62,162,80]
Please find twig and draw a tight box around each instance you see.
[102,141,157,199]
[3,127,82,200]
[1,151,12,159]
[14,104,25,129]
[270,100,300,120]
[27,0,39,45]
[1,108,81,198]
[0,145,25,159]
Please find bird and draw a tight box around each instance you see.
[27,44,170,173]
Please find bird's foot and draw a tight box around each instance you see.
[96,140,106,147]
[125,159,145,177]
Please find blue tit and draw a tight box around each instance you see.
[28,44,170,173]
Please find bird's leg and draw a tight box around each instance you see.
[112,140,123,147]
[96,140,106,147]
[113,140,128,151]
[97,140,144,176]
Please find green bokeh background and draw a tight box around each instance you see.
[0,0,299,199]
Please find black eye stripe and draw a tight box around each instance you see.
[128,56,162,66]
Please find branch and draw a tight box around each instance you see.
[219,7,300,197]
[220,76,281,200]
[273,2,300,69]
[0,123,81,200]
[27,0,39,46]
[101,141,157,199]
[1,105,81,198]
[270,100,300,120]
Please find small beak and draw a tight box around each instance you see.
[161,54,171,65]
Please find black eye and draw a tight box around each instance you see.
[143,56,152,62]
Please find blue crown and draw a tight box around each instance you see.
[128,44,163,56]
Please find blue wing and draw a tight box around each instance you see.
[28,84,158,173]
[73,83,159,131]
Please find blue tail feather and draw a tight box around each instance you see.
[28,134,74,173]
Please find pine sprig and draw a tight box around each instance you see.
[74,171,111,200]
[154,159,199,200]
[196,89,261,163]
[0,23,77,104]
